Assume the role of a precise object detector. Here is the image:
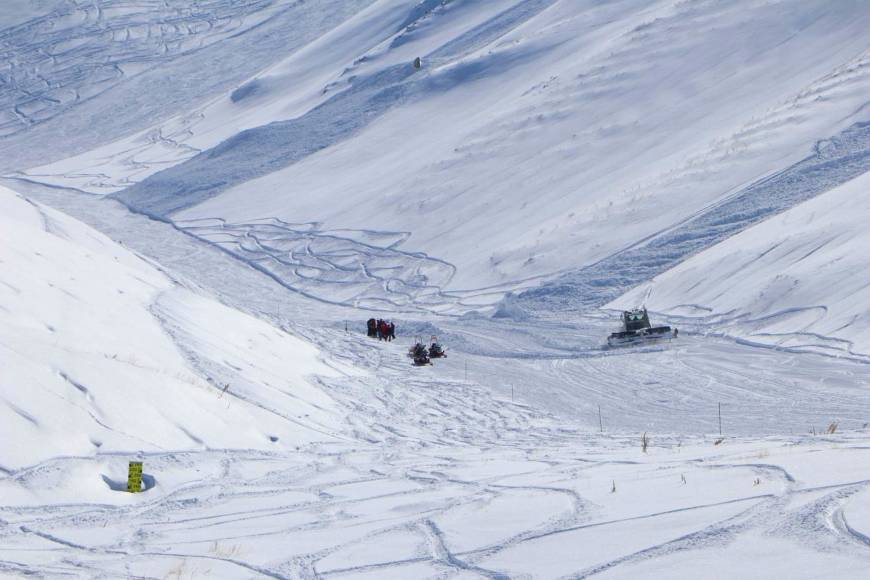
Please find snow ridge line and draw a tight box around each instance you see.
[833,505,870,549]
[568,497,772,579]
[138,551,290,580]
[19,526,101,553]
[465,492,774,555]
[326,490,777,576]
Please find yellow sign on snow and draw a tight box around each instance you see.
[127,461,143,493]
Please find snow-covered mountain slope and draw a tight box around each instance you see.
[0,184,343,472]
[0,0,377,172]
[167,0,870,296]
[613,169,870,356]
[519,119,870,316]
[16,0,866,305]
[14,0,468,192]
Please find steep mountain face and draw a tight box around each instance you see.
[5,1,870,337]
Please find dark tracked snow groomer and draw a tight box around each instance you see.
[607,308,676,347]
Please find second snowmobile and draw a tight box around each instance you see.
[428,336,446,359]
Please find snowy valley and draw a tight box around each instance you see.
[3,1,870,578]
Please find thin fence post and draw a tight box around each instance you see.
[598,405,604,433]
[718,402,722,436]
[464,361,468,382]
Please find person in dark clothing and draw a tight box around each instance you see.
[367,318,376,337]
[412,341,430,365]
[388,322,396,341]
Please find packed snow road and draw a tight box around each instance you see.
[411,315,870,437]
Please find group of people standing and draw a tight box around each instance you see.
[367,318,396,341]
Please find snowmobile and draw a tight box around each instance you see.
[428,335,446,359]
[606,308,675,347]
[411,342,432,366]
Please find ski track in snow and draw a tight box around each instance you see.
[173,216,533,315]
